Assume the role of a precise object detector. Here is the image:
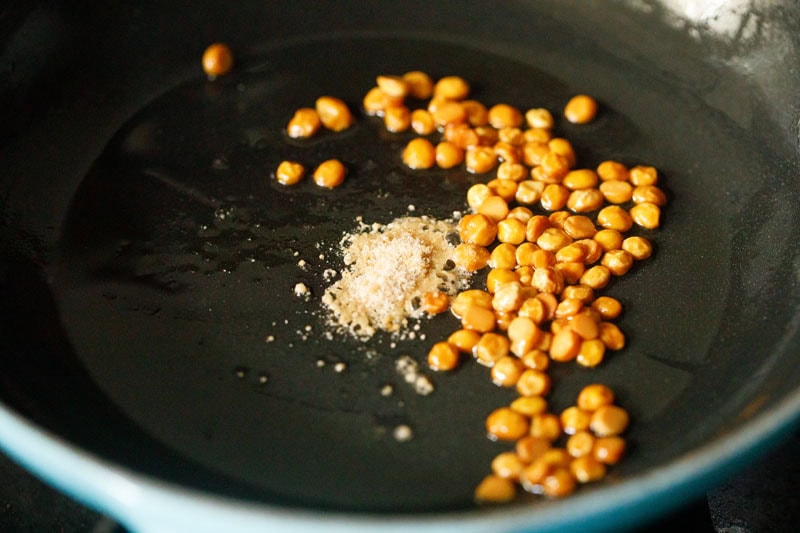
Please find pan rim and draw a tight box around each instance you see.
[0,380,798,532]
[3,17,800,532]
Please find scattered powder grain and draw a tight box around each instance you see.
[294,282,310,298]
[393,424,414,442]
[413,375,434,395]
[395,354,435,396]
[321,216,468,338]
[396,355,420,383]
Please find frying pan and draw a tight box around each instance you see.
[1,0,798,531]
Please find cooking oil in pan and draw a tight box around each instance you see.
[47,36,699,511]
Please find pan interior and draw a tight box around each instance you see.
[2,26,798,514]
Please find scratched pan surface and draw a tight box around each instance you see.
[0,1,798,531]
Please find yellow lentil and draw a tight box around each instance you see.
[384,105,411,132]
[427,341,460,371]
[599,179,634,204]
[525,108,555,129]
[286,108,321,138]
[465,146,498,174]
[459,213,498,246]
[453,242,490,271]
[473,332,510,366]
[570,456,607,483]
[629,202,661,229]
[591,296,623,320]
[375,75,408,98]
[596,160,629,181]
[523,127,552,143]
[461,99,489,126]
[576,338,606,367]
[488,243,518,270]
[561,406,592,435]
[488,104,523,129]
[486,407,530,441]
[507,316,544,357]
[432,100,468,127]
[467,183,493,211]
[315,96,353,132]
[544,142,573,170]
[496,217,527,244]
[590,405,630,437]
[498,127,525,146]
[474,474,516,503]
[599,321,626,350]
[530,413,562,441]
[494,141,522,164]
[632,185,667,206]
[435,141,464,168]
[461,304,497,333]
[566,431,596,458]
[602,249,635,276]
[516,369,552,397]
[577,384,615,412]
[433,76,470,100]
[275,160,305,186]
[597,205,633,232]
[516,180,545,205]
[451,290,493,317]
[563,169,599,190]
[564,94,598,124]
[422,291,450,315]
[312,159,346,188]
[622,236,653,260]
[510,397,549,418]
[486,268,518,294]
[629,165,658,186]
[448,329,482,354]
[497,162,529,182]
[362,86,402,115]
[402,137,437,169]
[540,184,570,211]
[579,265,611,290]
[487,178,519,202]
[410,109,436,135]
[490,356,525,387]
[402,70,434,99]
[202,43,233,78]
[593,436,626,465]
[491,451,526,480]
[491,280,524,312]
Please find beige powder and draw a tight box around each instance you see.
[321,216,469,338]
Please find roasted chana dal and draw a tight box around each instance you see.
[201,43,234,78]
[213,48,666,506]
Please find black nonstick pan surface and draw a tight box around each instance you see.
[0,1,799,531]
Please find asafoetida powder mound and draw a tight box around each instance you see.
[321,216,470,338]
